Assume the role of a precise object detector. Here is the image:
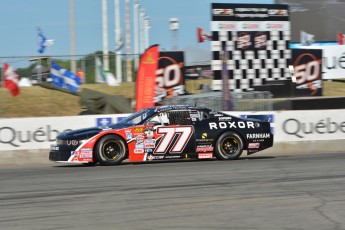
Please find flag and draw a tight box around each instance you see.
[338,33,345,45]
[135,44,159,111]
[197,27,212,43]
[50,61,81,92]
[300,31,315,46]
[37,27,54,54]
[95,57,119,86]
[2,63,20,96]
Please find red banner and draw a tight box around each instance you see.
[135,45,159,111]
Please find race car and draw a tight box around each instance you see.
[49,105,273,166]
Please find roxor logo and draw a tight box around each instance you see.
[209,121,255,130]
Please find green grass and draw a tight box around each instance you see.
[0,79,212,118]
[1,79,344,118]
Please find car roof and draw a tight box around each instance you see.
[154,105,210,113]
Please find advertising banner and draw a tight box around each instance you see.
[292,49,322,96]
[210,3,291,92]
[0,114,128,151]
[314,45,345,80]
[135,45,159,111]
[226,109,345,142]
[155,51,186,104]
[274,109,345,142]
[1,109,345,151]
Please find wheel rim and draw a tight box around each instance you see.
[101,140,124,161]
[220,137,239,157]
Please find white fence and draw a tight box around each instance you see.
[0,109,345,151]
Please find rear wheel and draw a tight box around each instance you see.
[95,135,126,166]
[215,131,244,160]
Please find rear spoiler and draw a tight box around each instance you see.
[244,115,270,122]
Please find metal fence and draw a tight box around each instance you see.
[162,91,273,111]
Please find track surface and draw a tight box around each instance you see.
[1,153,345,230]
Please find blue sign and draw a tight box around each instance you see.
[97,117,112,128]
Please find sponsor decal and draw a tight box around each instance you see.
[196,145,214,153]
[248,143,260,149]
[212,8,234,16]
[218,22,237,30]
[134,127,144,133]
[267,9,288,16]
[265,22,285,30]
[79,148,93,158]
[135,135,144,148]
[209,121,255,130]
[134,149,144,154]
[202,133,208,139]
[67,140,79,146]
[198,153,213,159]
[126,133,133,140]
[218,117,232,121]
[254,32,267,49]
[246,133,270,139]
[144,139,156,149]
[241,23,260,30]
[147,155,164,161]
[144,149,153,153]
[144,129,154,139]
[165,155,182,159]
[236,32,252,50]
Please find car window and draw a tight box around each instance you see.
[167,111,192,125]
[145,112,169,125]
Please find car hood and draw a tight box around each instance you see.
[57,123,132,140]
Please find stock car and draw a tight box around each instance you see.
[49,105,273,166]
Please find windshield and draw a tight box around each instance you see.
[117,109,155,125]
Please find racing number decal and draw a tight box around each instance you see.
[155,126,193,154]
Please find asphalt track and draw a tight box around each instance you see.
[0,152,345,230]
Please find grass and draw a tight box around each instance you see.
[0,78,344,118]
[0,78,212,118]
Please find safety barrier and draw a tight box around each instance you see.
[0,109,344,164]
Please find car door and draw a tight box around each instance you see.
[145,110,196,160]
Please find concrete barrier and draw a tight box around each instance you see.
[1,110,344,166]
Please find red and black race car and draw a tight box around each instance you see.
[49,105,273,166]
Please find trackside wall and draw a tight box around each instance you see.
[0,110,344,165]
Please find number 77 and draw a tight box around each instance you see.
[155,126,193,154]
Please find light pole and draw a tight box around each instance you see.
[102,0,109,71]
[115,0,122,83]
[125,0,132,82]
[70,0,76,73]
[169,18,179,51]
[133,0,140,71]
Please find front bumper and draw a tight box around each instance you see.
[49,144,75,162]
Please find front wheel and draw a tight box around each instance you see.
[95,135,127,166]
[215,131,244,160]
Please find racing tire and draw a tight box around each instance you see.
[95,135,127,166]
[215,131,244,160]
